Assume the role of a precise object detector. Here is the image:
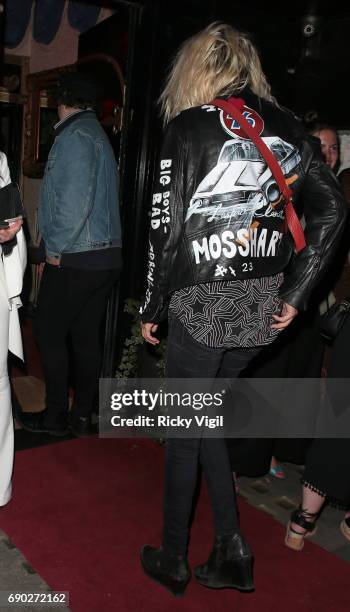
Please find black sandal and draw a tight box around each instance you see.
[285,507,318,551]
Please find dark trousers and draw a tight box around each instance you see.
[227,309,324,476]
[163,317,259,555]
[33,264,118,426]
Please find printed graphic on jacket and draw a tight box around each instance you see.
[218,103,265,139]
[141,103,307,319]
[151,159,172,234]
[185,136,301,230]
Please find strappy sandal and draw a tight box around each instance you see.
[285,507,318,551]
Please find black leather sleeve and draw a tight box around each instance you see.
[140,120,186,322]
[279,138,348,309]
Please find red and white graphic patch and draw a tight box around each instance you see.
[219,105,264,139]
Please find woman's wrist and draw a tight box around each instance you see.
[0,219,23,243]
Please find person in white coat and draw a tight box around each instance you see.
[0,151,26,506]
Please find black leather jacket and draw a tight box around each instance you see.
[141,89,347,322]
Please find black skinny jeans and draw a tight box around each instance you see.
[33,264,118,426]
[163,317,259,555]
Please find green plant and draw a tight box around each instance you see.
[116,298,167,378]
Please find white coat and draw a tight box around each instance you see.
[0,151,26,506]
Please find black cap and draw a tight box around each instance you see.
[53,71,103,105]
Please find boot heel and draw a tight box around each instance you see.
[140,545,191,597]
[231,556,254,591]
[195,555,254,590]
[194,533,254,591]
[161,575,189,597]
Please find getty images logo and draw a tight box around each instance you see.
[110,389,225,411]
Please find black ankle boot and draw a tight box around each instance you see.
[140,545,191,597]
[194,532,254,591]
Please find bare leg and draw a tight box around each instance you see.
[290,486,325,535]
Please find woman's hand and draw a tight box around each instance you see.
[141,322,160,345]
[0,218,23,244]
[271,301,298,330]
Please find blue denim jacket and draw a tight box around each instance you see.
[39,110,121,258]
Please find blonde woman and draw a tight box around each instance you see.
[140,23,346,596]
[0,151,26,507]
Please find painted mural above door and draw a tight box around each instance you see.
[4,0,104,48]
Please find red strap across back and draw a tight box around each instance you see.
[211,97,306,252]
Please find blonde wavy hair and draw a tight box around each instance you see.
[160,22,275,125]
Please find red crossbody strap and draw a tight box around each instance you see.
[211,97,306,252]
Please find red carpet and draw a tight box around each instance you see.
[1,438,349,612]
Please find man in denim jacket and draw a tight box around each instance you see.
[19,72,122,437]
